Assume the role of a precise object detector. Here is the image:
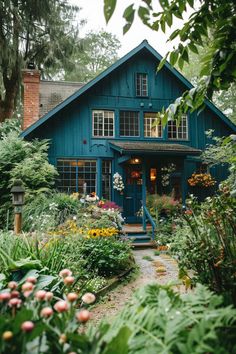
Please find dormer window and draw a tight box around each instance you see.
[168,115,188,140]
[93,110,114,138]
[136,73,148,97]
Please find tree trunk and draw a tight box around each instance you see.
[0,67,19,123]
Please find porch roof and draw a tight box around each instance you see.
[109,141,201,155]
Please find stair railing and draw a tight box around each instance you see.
[142,204,156,241]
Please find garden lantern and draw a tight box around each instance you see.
[10,180,25,234]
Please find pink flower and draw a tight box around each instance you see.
[54,300,68,313]
[26,276,37,284]
[35,290,47,301]
[63,276,75,286]
[23,290,33,298]
[81,292,96,304]
[21,321,34,332]
[8,298,22,308]
[8,281,18,289]
[40,307,53,318]
[67,292,78,302]
[59,269,72,278]
[76,309,91,323]
[11,290,20,298]
[45,291,53,301]
[0,292,11,302]
[22,282,34,292]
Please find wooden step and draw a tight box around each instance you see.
[132,242,156,248]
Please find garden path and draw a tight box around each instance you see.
[90,249,186,326]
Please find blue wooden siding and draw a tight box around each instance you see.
[27,47,234,204]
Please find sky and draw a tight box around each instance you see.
[74,0,187,57]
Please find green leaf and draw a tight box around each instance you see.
[178,56,184,70]
[102,326,132,354]
[123,4,135,34]
[34,274,57,291]
[160,18,166,32]
[157,56,167,71]
[188,43,198,54]
[138,6,150,26]
[187,0,194,7]
[169,29,180,41]
[104,0,117,23]
[169,51,179,66]
[182,48,189,63]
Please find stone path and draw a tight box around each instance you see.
[90,249,186,325]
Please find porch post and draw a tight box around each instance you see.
[142,163,147,231]
[182,158,187,207]
[97,158,102,199]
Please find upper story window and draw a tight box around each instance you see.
[93,110,114,138]
[136,73,148,97]
[144,112,162,138]
[168,115,188,140]
[120,111,139,137]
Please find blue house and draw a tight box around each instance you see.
[21,40,236,228]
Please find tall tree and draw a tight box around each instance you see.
[103,0,236,122]
[64,30,121,82]
[0,0,84,123]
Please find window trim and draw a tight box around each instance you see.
[167,115,189,140]
[92,110,115,138]
[136,73,148,97]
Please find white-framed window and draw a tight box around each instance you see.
[93,110,114,137]
[144,112,162,138]
[136,73,148,97]
[120,111,140,137]
[168,115,188,140]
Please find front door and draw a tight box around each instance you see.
[123,163,142,223]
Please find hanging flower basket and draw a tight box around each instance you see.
[113,172,124,193]
[188,173,216,188]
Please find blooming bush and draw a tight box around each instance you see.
[188,172,216,187]
[171,192,236,306]
[113,172,124,192]
[0,270,96,354]
[147,194,180,217]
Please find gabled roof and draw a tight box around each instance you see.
[110,141,201,155]
[21,40,236,138]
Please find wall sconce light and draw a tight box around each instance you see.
[150,168,157,181]
[148,102,153,107]
[10,180,25,234]
[130,158,141,164]
[140,102,144,107]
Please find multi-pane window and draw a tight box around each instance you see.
[136,73,148,97]
[93,110,114,137]
[120,111,139,137]
[102,160,112,200]
[57,159,97,194]
[168,115,188,140]
[144,112,162,138]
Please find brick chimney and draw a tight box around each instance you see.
[22,69,40,130]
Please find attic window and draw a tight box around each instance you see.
[136,73,148,97]
[168,115,188,140]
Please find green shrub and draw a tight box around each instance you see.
[71,236,133,277]
[90,284,236,354]
[0,132,57,228]
[171,192,236,306]
[23,192,81,232]
[147,194,180,219]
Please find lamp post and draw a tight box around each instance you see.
[10,180,25,234]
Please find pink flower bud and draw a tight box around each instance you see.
[54,300,68,313]
[81,292,96,304]
[40,307,53,318]
[59,269,72,278]
[23,290,33,298]
[35,290,47,301]
[11,290,20,298]
[21,321,34,332]
[22,282,34,292]
[45,291,53,301]
[0,292,11,302]
[8,298,22,308]
[8,281,18,289]
[63,276,75,286]
[67,292,78,302]
[76,310,91,323]
[26,276,37,284]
